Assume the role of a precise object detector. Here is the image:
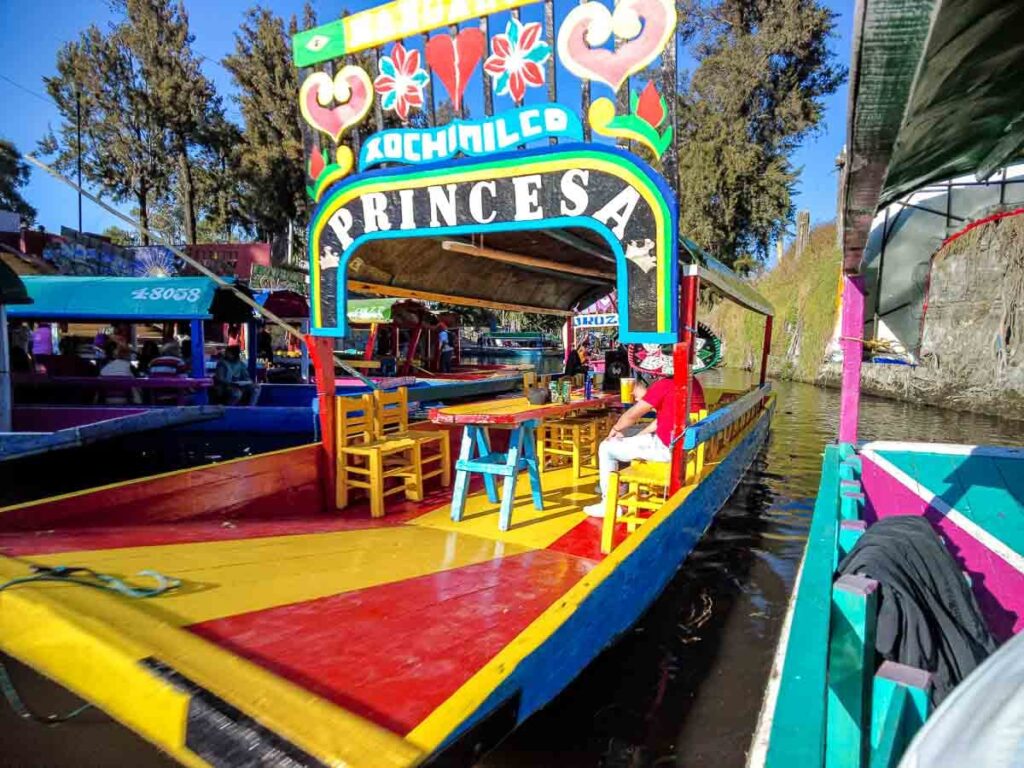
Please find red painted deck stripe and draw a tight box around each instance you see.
[0,482,461,557]
[188,549,596,735]
[546,517,614,560]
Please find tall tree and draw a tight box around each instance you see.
[676,0,844,266]
[117,0,222,245]
[41,29,171,244]
[222,7,309,242]
[0,139,36,223]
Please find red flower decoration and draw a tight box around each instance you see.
[308,146,325,180]
[374,42,430,121]
[483,18,551,104]
[636,82,666,128]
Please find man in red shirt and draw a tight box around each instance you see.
[584,375,706,517]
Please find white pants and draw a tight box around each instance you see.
[598,431,671,499]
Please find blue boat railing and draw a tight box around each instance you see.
[761,444,931,768]
[683,383,773,451]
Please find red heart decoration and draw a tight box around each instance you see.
[426,27,485,112]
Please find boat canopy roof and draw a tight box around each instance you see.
[842,0,1024,271]
[7,276,254,322]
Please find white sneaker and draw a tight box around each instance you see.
[583,502,606,517]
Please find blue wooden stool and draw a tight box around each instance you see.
[450,419,544,531]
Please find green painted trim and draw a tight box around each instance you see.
[765,444,842,768]
[869,675,928,768]
[292,20,346,67]
[826,576,878,768]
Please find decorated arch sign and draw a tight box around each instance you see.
[308,145,678,343]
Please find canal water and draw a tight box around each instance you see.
[2,378,1022,766]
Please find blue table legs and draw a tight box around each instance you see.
[450,421,545,531]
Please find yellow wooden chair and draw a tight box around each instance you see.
[536,415,601,477]
[335,394,420,517]
[600,410,708,554]
[373,387,451,498]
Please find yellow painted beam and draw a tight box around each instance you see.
[0,558,423,768]
[348,280,573,317]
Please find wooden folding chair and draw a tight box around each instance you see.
[335,394,420,517]
[373,387,451,498]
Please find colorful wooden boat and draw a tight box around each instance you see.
[0,2,779,764]
[2,279,525,451]
[463,331,564,359]
[750,2,1024,765]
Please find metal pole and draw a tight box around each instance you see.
[873,206,889,339]
[0,304,11,433]
[76,91,83,234]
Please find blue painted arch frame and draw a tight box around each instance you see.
[307,144,680,345]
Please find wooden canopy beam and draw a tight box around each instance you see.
[347,280,573,317]
[440,241,615,280]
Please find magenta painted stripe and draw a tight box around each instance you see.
[861,455,1023,640]
[838,276,865,443]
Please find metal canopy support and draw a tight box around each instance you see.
[842,0,1024,273]
[0,304,10,433]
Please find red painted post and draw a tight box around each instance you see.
[669,274,699,494]
[405,326,423,375]
[759,315,773,387]
[364,323,378,360]
[306,334,337,511]
[563,316,572,367]
[838,276,866,443]
[669,341,691,495]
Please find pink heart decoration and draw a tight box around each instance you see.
[557,0,676,92]
[299,66,373,142]
[426,27,486,112]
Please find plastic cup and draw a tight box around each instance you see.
[620,377,636,404]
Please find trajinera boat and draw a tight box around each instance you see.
[750,2,1024,766]
[463,331,563,359]
[0,1,777,765]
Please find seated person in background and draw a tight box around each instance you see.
[137,340,160,374]
[257,327,273,362]
[565,340,590,377]
[99,345,141,404]
[48,336,97,376]
[583,375,705,518]
[148,341,187,377]
[214,345,257,405]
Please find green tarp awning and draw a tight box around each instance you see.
[843,0,1024,271]
[7,277,225,320]
[346,298,401,323]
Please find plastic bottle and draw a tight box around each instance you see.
[584,370,593,400]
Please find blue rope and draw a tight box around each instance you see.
[0,564,181,725]
[0,565,181,598]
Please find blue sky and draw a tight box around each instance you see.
[0,0,851,246]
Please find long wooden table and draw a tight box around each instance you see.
[429,392,617,530]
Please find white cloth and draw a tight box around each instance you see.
[899,630,1024,768]
[597,431,671,499]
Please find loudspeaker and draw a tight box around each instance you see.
[603,348,629,391]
